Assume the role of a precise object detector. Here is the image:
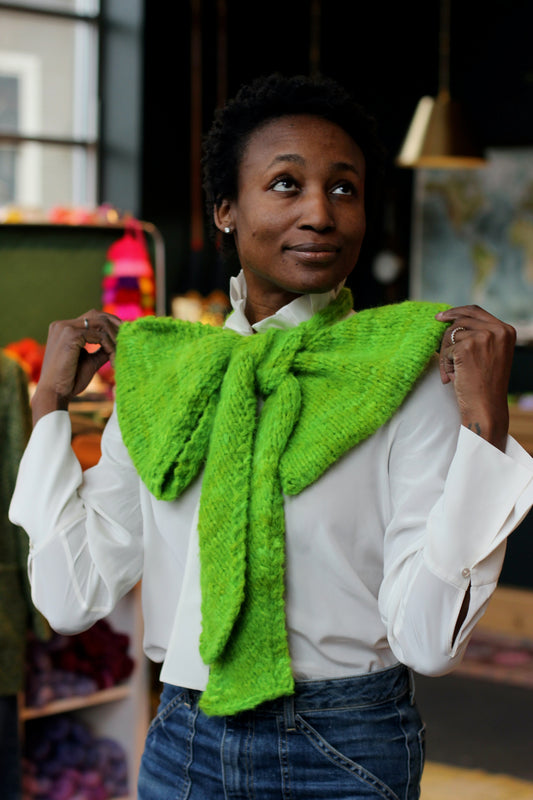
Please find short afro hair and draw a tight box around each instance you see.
[201,72,386,258]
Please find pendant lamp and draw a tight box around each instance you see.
[396,0,486,168]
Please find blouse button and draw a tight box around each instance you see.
[462,567,471,579]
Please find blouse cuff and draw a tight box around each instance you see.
[424,426,533,589]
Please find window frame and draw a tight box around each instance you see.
[0,0,101,206]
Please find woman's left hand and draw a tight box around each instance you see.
[435,305,516,452]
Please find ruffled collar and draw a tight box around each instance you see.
[224,270,346,335]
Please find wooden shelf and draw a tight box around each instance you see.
[477,584,533,640]
[509,405,533,454]
[19,683,131,721]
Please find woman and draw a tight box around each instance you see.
[10,73,533,799]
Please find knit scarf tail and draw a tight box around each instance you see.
[199,373,301,715]
[197,348,257,667]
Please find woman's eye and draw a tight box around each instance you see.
[271,177,298,192]
[332,182,355,196]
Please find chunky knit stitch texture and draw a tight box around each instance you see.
[114,289,450,716]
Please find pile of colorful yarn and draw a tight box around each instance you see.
[102,224,156,321]
[4,338,46,385]
[23,715,128,799]
[25,619,134,708]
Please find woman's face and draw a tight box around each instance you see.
[215,114,367,316]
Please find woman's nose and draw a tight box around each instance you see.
[297,189,335,231]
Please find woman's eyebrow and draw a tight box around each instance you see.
[266,154,361,177]
[332,161,362,176]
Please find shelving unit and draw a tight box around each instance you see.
[18,585,149,800]
[75,586,150,797]
[2,218,165,797]
[18,398,150,798]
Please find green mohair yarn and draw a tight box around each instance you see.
[114,289,450,716]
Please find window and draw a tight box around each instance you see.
[0,0,100,210]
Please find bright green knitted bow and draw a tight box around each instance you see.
[114,289,450,716]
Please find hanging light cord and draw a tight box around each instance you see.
[439,0,451,98]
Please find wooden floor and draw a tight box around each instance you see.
[422,762,533,799]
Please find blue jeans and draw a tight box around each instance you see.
[138,664,425,799]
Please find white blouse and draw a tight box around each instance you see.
[10,273,533,691]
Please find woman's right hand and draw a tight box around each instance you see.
[31,310,122,425]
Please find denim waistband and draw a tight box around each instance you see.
[257,664,411,715]
[175,663,412,717]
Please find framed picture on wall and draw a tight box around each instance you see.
[409,148,533,343]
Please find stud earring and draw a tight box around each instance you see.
[224,226,232,234]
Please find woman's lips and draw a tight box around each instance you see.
[288,243,339,252]
[285,243,340,263]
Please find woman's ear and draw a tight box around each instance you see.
[214,199,233,234]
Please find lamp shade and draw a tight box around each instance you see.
[396,89,486,168]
